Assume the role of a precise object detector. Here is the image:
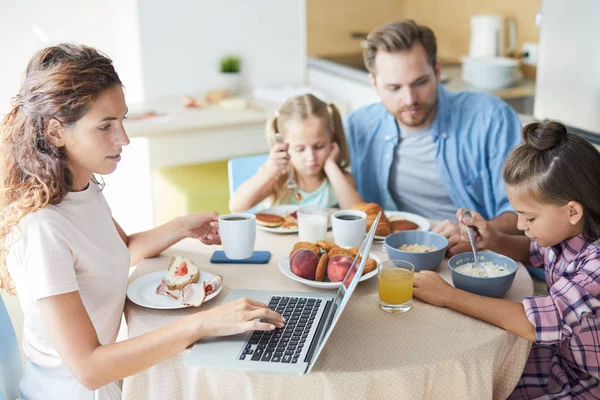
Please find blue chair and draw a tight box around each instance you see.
[227,154,269,213]
[0,296,21,400]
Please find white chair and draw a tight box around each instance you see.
[0,295,21,400]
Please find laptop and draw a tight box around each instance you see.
[184,212,382,375]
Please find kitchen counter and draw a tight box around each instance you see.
[124,99,269,140]
[308,55,536,100]
[121,97,271,169]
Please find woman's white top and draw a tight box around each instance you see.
[7,182,130,399]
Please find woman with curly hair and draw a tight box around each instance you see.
[0,44,283,399]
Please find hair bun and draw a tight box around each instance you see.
[522,120,567,151]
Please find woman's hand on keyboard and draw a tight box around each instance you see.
[193,297,286,338]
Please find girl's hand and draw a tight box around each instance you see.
[412,271,454,307]
[265,142,290,177]
[197,297,286,337]
[456,208,499,250]
[181,212,221,245]
[325,142,340,169]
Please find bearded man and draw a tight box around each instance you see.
[345,19,522,256]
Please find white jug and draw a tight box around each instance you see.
[469,15,517,58]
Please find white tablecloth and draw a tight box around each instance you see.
[123,229,533,400]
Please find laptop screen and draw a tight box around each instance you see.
[305,212,381,372]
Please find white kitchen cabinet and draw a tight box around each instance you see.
[307,62,379,112]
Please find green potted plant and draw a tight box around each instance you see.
[218,55,241,94]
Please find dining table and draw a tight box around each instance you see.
[123,224,534,400]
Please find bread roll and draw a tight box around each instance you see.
[391,219,419,232]
[351,202,392,237]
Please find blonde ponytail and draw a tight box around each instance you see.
[265,114,279,147]
[327,103,351,169]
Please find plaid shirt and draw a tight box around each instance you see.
[509,235,600,399]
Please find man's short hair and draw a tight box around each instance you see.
[363,19,437,74]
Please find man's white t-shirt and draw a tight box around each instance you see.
[389,127,457,220]
[7,182,130,399]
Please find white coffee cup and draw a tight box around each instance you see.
[331,210,367,247]
[218,213,256,259]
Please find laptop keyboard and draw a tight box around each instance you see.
[238,296,320,364]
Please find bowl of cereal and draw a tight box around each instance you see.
[448,251,518,298]
[384,231,448,271]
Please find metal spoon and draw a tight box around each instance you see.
[274,133,301,201]
[462,210,487,276]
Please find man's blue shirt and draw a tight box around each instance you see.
[345,85,522,220]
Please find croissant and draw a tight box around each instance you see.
[351,202,392,237]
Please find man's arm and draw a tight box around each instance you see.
[488,212,520,235]
[435,211,520,256]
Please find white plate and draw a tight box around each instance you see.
[255,205,334,234]
[255,205,300,234]
[127,271,222,310]
[279,252,381,289]
[374,211,431,241]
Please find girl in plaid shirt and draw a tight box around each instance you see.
[413,121,600,399]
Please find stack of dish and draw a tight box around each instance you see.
[461,56,522,90]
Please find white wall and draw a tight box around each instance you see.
[1,0,307,108]
[0,0,149,234]
[0,0,144,115]
[137,0,306,99]
[0,0,307,234]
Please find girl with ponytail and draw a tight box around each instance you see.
[412,121,600,399]
[229,94,362,212]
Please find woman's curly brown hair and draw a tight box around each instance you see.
[0,43,122,294]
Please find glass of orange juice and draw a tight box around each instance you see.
[378,260,414,313]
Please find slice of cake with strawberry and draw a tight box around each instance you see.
[165,255,200,290]
[155,256,223,307]
[155,255,199,299]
